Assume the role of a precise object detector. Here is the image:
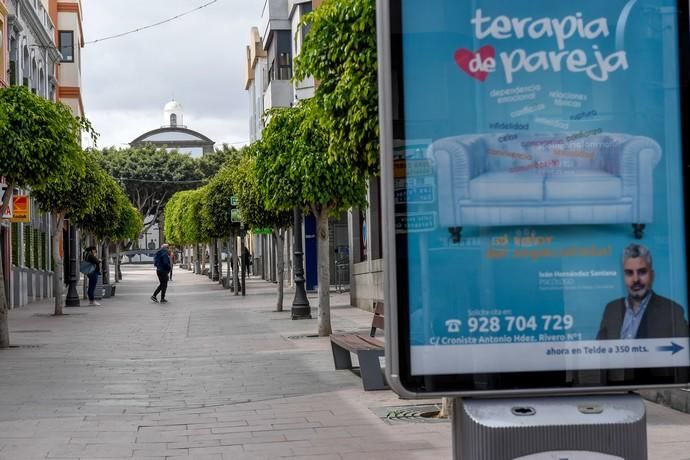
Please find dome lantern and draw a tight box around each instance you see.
[163,100,184,128]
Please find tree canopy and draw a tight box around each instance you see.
[164,188,210,246]
[96,145,206,229]
[294,0,379,175]
[76,173,132,240]
[197,145,240,178]
[113,204,144,242]
[202,166,239,239]
[33,150,105,222]
[255,99,368,216]
[0,85,86,193]
[231,144,292,231]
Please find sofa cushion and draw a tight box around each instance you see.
[544,169,622,200]
[470,172,544,201]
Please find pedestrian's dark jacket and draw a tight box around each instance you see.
[85,252,101,274]
[154,248,171,273]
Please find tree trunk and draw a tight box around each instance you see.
[226,237,232,288]
[52,212,66,316]
[208,241,214,279]
[101,239,110,286]
[194,244,200,274]
[218,240,224,284]
[0,181,15,348]
[200,244,207,275]
[274,229,285,312]
[316,210,332,336]
[115,244,121,282]
[232,234,239,296]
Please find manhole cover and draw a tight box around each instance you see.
[371,404,449,424]
[13,330,51,334]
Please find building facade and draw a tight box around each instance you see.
[0,0,9,89]
[51,0,84,117]
[3,0,63,308]
[246,0,350,293]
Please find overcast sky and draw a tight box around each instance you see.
[82,0,261,149]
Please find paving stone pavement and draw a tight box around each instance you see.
[0,265,689,460]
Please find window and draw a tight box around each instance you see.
[267,31,292,83]
[59,31,74,62]
[170,114,177,127]
[300,3,313,43]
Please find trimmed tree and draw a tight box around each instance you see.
[201,167,241,288]
[294,0,379,175]
[168,188,210,275]
[231,144,292,310]
[0,86,86,348]
[33,151,107,315]
[255,100,367,335]
[76,173,131,286]
[111,203,144,281]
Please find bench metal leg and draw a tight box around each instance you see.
[331,342,353,370]
[357,350,387,391]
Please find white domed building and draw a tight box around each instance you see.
[130,100,215,157]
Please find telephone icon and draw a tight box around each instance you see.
[445,319,462,333]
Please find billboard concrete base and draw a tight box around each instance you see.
[453,394,647,460]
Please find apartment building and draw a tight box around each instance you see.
[246,0,350,295]
[2,0,65,307]
[0,0,8,89]
[50,0,84,117]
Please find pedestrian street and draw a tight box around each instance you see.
[0,266,689,459]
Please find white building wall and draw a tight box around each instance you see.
[56,8,80,88]
[289,0,315,102]
[260,0,290,45]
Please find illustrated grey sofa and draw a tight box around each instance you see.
[429,132,662,239]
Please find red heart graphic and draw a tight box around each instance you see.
[454,45,496,82]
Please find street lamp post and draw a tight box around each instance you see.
[65,220,80,307]
[291,207,311,319]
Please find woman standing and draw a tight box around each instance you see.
[84,246,101,306]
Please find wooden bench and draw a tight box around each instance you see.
[330,301,387,391]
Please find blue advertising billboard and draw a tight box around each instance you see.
[380,0,690,394]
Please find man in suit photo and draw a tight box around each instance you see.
[597,243,689,340]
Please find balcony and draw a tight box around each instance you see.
[259,0,290,50]
[263,79,293,110]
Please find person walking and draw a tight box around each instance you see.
[84,246,101,306]
[242,246,252,276]
[151,243,171,304]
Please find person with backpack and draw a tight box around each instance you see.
[83,246,101,306]
[151,243,171,304]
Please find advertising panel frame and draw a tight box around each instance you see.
[378,0,690,397]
